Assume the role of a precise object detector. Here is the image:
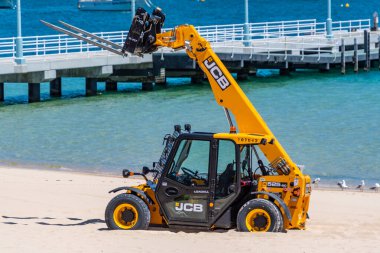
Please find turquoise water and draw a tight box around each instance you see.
[0,1,380,185]
[0,0,378,37]
[0,70,379,184]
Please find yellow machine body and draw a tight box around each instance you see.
[117,24,311,230]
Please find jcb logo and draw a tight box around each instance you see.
[175,203,203,213]
[203,57,230,90]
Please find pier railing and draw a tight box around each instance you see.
[0,19,371,59]
[212,41,340,63]
[0,31,128,58]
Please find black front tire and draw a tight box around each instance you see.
[105,193,151,230]
[237,199,283,232]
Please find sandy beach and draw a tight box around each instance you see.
[0,166,379,253]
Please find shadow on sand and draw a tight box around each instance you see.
[1,215,104,226]
[98,225,231,234]
[2,215,231,233]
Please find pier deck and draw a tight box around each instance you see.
[0,18,379,103]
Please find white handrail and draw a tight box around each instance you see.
[0,19,371,58]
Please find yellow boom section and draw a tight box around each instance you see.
[156,25,301,176]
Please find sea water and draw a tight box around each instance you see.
[0,0,379,186]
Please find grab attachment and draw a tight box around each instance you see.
[122,7,166,56]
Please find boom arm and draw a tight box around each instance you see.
[155,25,301,176]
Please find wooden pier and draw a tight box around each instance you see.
[0,18,379,103]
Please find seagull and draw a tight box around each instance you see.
[312,178,321,187]
[337,180,349,190]
[370,183,380,192]
[356,180,365,191]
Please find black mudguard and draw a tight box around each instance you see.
[251,191,292,222]
[109,186,154,205]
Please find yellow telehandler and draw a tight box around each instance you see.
[42,7,311,232]
[104,7,311,232]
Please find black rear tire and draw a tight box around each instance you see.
[273,204,284,232]
[105,193,151,230]
[237,199,283,232]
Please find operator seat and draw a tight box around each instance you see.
[217,163,235,197]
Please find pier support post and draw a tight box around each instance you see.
[317,63,331,73]
[248,68,257,76]
[142,82,154,91]
[86,78,97,96]
[0,83,4,102]
[237,72,248,81]
[367,31,371,70]
[364,30,370,71]
[155,77,167,86]
[237,69,249,80]
[155,67,167,85]
[354,38,358,73]
[50,78,62,97]
[105,81,117,91]
[279,68,290,76]
[341,38,346,74]
[191,76,203,84]
[378,36,380,70]
[28,83,40,103]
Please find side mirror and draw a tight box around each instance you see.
[142,166,150,175]
[122,169,132,178]
[184,124,191,132]
[152,162,157,169]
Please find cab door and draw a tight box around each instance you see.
[155,134,215,226]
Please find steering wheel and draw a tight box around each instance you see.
[181,167,201,179]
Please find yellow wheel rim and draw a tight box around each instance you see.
[245,209,271,232]
[113,203,139,229]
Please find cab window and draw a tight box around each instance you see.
[167,139,210,187]
[240,145,251,180]
[215,140,237,198]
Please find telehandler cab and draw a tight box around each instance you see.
[104,7,312,232]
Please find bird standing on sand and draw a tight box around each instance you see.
[337,180,349,190]
[370,183,380,192]
[312,178,321,187]
[356,180,365,191]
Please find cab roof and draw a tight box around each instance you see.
[181,132,274,145]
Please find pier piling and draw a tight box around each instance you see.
[248,68,257,76]
[50,78,62,97]
[155,68,167,85]
[155,77,167,85]
[28,83,41,103]
[279,68,290,76]
[105,81,117,91]
[354,38,358,73]
[341,39,346,74]
[0,83,4,102]
[142,82,154,91]
[378,36,380,70]
[364,30,370,71]
[85,78,97,96]
[191,76,203,84]
[237,69,249,80]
